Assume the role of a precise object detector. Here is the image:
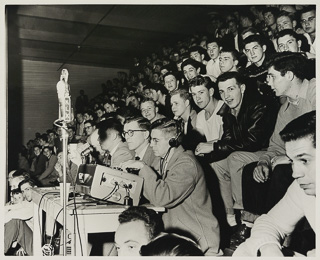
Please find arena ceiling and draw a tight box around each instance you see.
[7,4,237,69]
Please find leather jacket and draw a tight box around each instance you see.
[204,92,278,163]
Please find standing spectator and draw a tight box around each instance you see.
[75,89,89,113]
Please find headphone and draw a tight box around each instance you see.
[169,131,182,147]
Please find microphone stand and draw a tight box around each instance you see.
[56,69,72,256]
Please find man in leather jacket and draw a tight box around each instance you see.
[195,71,277,228]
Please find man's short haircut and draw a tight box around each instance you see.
[67,126,76,132]
[125,116,151,132]
[276,29,299,42]
[181,58,201,71]
[217,71,246,86]
[140,233,204,256]
[163,71,177,81]
[39,133,48,142]
[263,6,280,17]
[267,52,308,80]
[299,5,316,18]
[276,10,296,23]
[98,118,124,142]
[141,97,157,107]
[188,75,213,90]
[243,35,266,48]
[18,178,36,191]
[280,110,315,148]
[150,118,178,139]
[84,120,96,127]
[189,45,206,56]
[220,47,240,62]
[43,146,54,153]
[170,88,191,101]
[240,27,259,38]
[33,144,42,150]
[206,36,220,47]
[118,206,163,240]
[95,106,105,113]
[149,83,168,95]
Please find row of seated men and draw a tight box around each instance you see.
[5,108,316,256]
[6,50,315,255]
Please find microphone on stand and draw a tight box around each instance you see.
[56,69,73,123]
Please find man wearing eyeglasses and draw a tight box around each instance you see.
[300,6,316,56]
[123,117,156,166]
[98,118,134,168]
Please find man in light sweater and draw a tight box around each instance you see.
[234,110,315,257]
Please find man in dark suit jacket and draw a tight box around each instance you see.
[98,118,134,168]
[123,116,156,166]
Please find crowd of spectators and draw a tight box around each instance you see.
[6,4,316,257]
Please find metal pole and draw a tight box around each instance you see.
[61,122,68,256]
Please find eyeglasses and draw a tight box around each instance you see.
[122,129,147,138]
[301,16,315,24]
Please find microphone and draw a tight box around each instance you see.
[81,145,94,156]
[56,69,72,122]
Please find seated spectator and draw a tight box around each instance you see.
[170,88,204,151]
[4,178,36,256]
[189,76,224,150]
[38,133,50,148]
[234,52,315,243]
[199,72,277,229]
[123,116,156,166]
[148,83,171,118]
[75,112,85,140]
[219,48,241,73]
[234,111,316,257]
[114,206,164,256]
[84,120,96,141]
[299,6,316,55]
[67,126,78,144]
[95,106,106,123]
[98,118,134,167]
[205,37,222,81]
[29,145,47,178]
[262,7,279,41]
[189,45,208,66]
[18,146,30,173]
[37,146,58,186]
[140,98,165,123]
[120,119,221,256]
[126,92,141,110]
[140,233,204,256]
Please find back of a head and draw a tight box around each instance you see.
[125,116,151,132]
[150,118,178,139]
[181,58,201,71]
[280,110,316,147]
[140,233,204,256]
[98,117,123,142]
[118,206,163,240]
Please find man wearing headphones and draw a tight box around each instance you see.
[120,118,221,256]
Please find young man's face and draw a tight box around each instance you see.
[164,75,178,92]
[84,123,95,136]
[43,148,52,159]
[34,146,41,156]
[152,73,160,83]
[219,52,238,73]
[96,109,104,118]
[190,51,203,63]
[123,121,148,151]
[115,220,151,256]
[183,64,199,81]
[126,96,140,109]
[266,66,291,96]
[171,94,189,118]
[141,101,157,122]
[150,129,171,157]
[104,103,115,113]
[264,11,276,26]
[301,10,316,34]
[12,193,24,204]
[286,136,315,196]
[244,41,266,64]
[21,183,33,202]
[190,84,212,109]
[207,42,220,60]
[277,35,301,53]
[76,113,84,124]
[218,78,245,111]
[276,16,294,31]
[149,89,159,102]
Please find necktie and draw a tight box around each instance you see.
[104,152,112,167]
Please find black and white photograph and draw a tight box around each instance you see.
[4,2,316,257]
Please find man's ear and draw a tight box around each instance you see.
[143,130,150,140]
[297,40,302,49]
[285,71,294,81]
[185,99,190,107]
[201,54,205,60]
[240,84,246,94]
[209,87,214,97]
[292,20,297,29]
[196,67,201,74]
[262,45,267,53]
[155,106,159,113]
[234,60,239,67]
